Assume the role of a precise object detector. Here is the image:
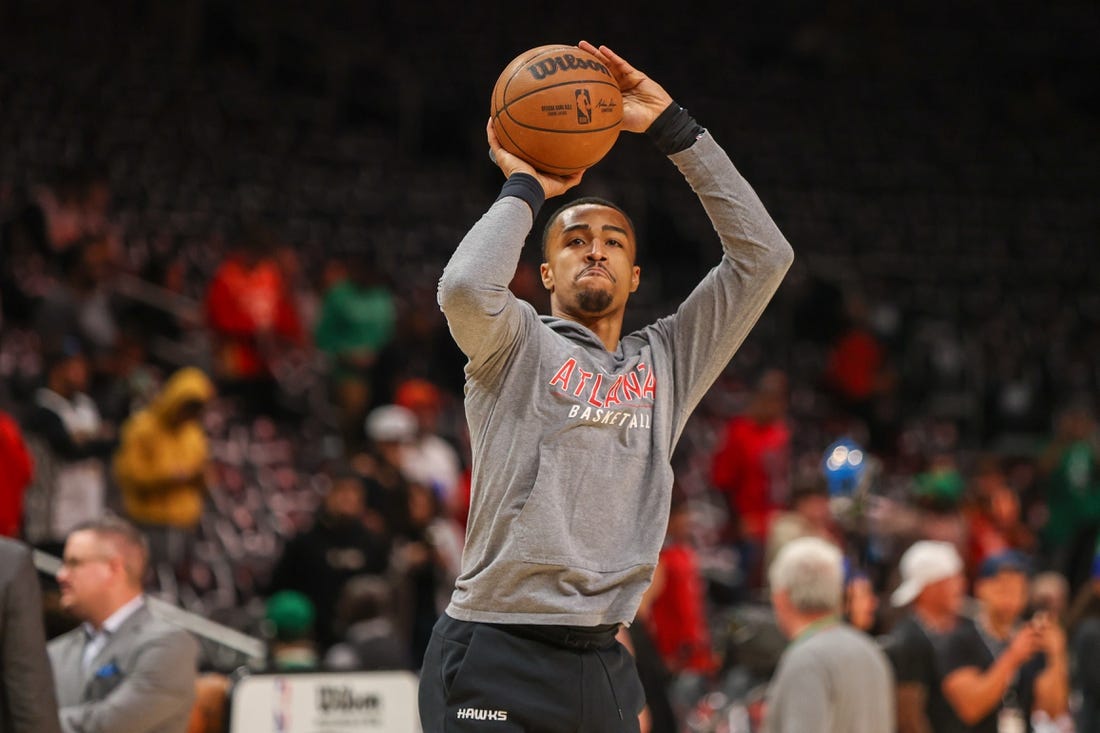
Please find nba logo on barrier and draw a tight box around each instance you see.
[273,677,292,732]
[575,88,592,124]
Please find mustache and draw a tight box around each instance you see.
[576,264,616,283]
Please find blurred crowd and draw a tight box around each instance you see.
[1,1,1099,732]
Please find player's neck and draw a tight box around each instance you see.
[585,318,623,352]
[553,306,623,351]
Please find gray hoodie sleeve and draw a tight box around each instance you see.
[652,132,795,440]
[437,196,534,380]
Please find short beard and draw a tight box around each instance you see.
[576,288,613,314]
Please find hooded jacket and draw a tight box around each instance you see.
[114,368,214,528]
[438,133,794,626]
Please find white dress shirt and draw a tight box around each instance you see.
[82,594,145,672]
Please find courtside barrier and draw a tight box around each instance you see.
[229,671,421,733]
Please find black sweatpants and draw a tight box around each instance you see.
[418,613,646,732]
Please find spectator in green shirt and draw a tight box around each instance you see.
[1039,405,1100,570]
[314,251,396,448]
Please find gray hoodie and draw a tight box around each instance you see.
[438,132,794,626]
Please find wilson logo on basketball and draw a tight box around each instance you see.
[526,54,612,81]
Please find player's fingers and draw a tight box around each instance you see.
[597,44,640,77]
[539,169,584,198]
[577,40,606,63]
[486,118,513,169]
[486,117,512,159]
[579,40,635,82]
[560,170,584,187]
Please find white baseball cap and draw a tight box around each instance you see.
[890,541,963,607]
[364,405,417,443]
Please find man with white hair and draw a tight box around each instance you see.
[882,540,968,733]
[765,537,894,733]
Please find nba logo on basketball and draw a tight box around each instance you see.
[575,88,592,124]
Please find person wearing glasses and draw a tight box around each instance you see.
[48,516,197,733]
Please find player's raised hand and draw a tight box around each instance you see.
[486,118,583,199]
[578,41,674,134]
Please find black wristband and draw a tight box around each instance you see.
[495,173,545,216]
[646,102,706,155]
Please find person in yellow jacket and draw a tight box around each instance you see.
[113,367,214,590]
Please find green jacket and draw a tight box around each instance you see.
[314,280,395,359]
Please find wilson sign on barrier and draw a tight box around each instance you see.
[229,672,421,733]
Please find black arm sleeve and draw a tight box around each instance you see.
[494,173,545,215]
[646,103,705,155]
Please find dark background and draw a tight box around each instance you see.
[3,0,1099,449]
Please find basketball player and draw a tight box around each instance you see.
[419,40,793,731]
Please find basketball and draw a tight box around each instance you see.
[491,45,623,176]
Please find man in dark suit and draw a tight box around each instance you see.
[48,517,197,733]
[0,537,61,733]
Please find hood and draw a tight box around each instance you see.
[153,367,215,420]
[539,313,646,361]
[539,314,609,350]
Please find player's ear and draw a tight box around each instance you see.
[539,262,555,291]
[630,265,640,293]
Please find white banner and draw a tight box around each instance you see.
[229,672,421,733]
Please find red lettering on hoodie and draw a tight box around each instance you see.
[586,374,605,407]
[573,370,594,397]
[549,358,577,390]
[622,372,642,401]
[603,375,626,407]
[547,358,656,404]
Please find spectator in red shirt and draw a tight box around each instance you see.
[647,493,717,675]
[0,410,34,537]
[826,328,883,405]
[711,369,791,585]
[964,456,1036,578]
[824,295,897,452]
[204,224,303,410]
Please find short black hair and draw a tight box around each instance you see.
[540,196,636,260]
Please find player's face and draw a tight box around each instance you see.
[540,205,640,319]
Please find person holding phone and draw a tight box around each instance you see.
[940,552,1070,733]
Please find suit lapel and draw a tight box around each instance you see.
[54,630,89,706]
[82,603,150,700]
